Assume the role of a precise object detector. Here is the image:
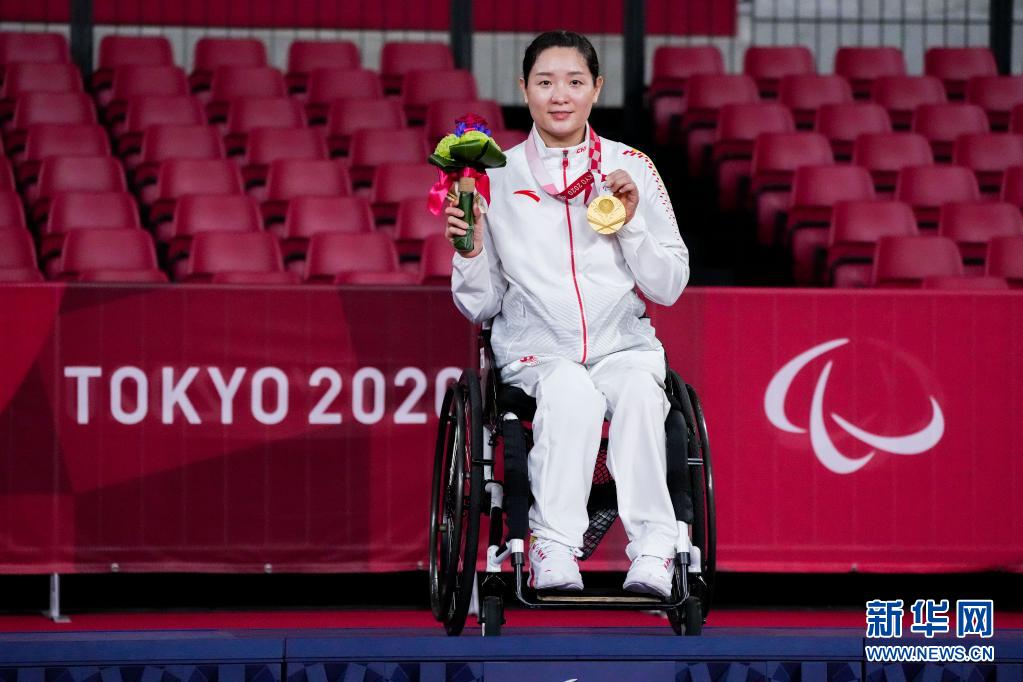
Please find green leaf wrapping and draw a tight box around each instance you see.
[453,190,475,253]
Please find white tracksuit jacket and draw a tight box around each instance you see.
[452,125,690,368]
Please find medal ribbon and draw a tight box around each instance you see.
[525,125,604,203]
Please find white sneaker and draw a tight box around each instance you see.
[623,555,675,598]
[529,537,584,591]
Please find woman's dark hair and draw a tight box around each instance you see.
[522,30,600,84]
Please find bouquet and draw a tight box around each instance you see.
[427,114,507,252]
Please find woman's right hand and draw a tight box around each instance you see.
[444,202,484,258]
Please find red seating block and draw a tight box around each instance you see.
[872,235,964,287]
[828,200,919,288]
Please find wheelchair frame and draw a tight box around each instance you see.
[429,331,716,636]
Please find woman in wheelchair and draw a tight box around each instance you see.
[444,31,690,599]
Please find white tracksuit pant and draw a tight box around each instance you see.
[502,349,678,561]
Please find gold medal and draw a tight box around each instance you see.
[586,193,626,234]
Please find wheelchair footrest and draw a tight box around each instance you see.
[535,588,664,605]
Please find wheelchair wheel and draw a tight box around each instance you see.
[428,370,484,635]
[686,383,716,617]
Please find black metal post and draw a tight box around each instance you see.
[990,0,1013,75]
[450,0,473,71]
[69,0,94,79]
[623,0,646,144]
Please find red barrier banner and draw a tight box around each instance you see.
[0,285,1020,574]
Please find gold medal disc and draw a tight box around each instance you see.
[587,194,626,234]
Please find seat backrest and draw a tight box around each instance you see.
[1,63,81,98]
[226,96,306,134]
[193,37,267,73]
[685,74,760,112]
[123,95,205,134]
[287,40,360,76]
[419,233,454,285]
[830,200,919,247]
[173,194,261,237]
[11,92,96,130]
[870,75,947,112]
[966,76,1023,121]
[380,42,453,91]
[938,201,1023,246]
[396,197,446,242]
[306,67,384,105]
[953,133,1023,173]
[0,191,26,231]
[778,74,853,112]
[426,99,504,143]
[751,132,833,175]
[650,45,724,93]
[284,196,374,238]
[491,129,528,152]
[109,65,188,101]
[895,165,981,208]
[348,128,428,171]
[59,228,158,273]
[924,47,997,94]
[402,69,477,114]
[304,232,399,281]
[814,102,892,140]
[0,32,69,67]
[921,275,1009,290]
[188,231,284,276]
[98,35,173,70]
[156,158,243,199]
[743,45,815,82]
[715,102,795,142]
[23,123,109,161]
[37,156,127,197]
[1001,165,1023,207]
[872,235,965,286]
[327,98,405,139]
[209,66,287,102]
[852,132,934,172]
[46,191,141,234]
[833,47,906,83]
[986,235,1023,281]
[265,159,352,201]
[141,124,224,164]
[790,165,876,208]
[371,162,440,206]
[0,228,38,269]
[245,128,328,166]
[911,103,990,143]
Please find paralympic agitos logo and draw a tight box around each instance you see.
[764,339,945,474]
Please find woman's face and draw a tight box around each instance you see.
[519,46,603,147]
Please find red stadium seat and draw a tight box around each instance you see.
[742,45,815,98]
[282,195,374,263]
[920,275,1008,290]
[491,129,527,151]
[206,66,287,122]
[395,197,445,260]
[31,156,127,222]
[778,74,853,129]
[93,35,174,103]
[57,228,162,281]
[814,102,892,161]
[749,132,833,244]
[380,42,453,94]
[0,190,26,231]
[149,159,244,229]
[0,32,69,72]
[833,46,906,99]
[186,231,285,282]
[210,271,300,285]
[1,64,82,119]
[20,123,110,181]
[347,128,429,189]
[924,47,997,100]
[952,133,1023,196]
[870,75,947,129]
[190,38,267,92]
[649,45,725,145]
[785,165,877,284]
[894,165,981,229]
[326,98,405,156]
[911,103,990,161]
[305,231,401,283]
[712,102,795,212]
[77,268,168,283]
[117,95,205,158]
[682,74,760,177]
[402,69,477,125]
[305,68,385,124]
[104,65,189,124]
[0,228,43,282]
[224,97,307,154]
[135,124,225,193]
[242,128,328,189]
[985,235,1023,287]
[828,200,920,287]
[938,201,1023,270]
[42,191,141,267]
[286,40,360,92]
[169,194,261,272]
[872,235,964,287]
[418,233,454,285]
[370,162,439,225]
[5,93,96,156]
[852,132,934,196]
[966,76,1023,130]
[1001,165,1023,209]
[262,159,352,228]
[425,99,504,145]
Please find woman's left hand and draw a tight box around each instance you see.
[603,169,639,225]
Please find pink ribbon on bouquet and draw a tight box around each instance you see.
[427,166,492,216]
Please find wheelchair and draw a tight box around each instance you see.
[429,329,716,636]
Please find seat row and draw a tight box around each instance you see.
[868,234,1021,289]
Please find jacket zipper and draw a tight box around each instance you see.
[563,149,588,364]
